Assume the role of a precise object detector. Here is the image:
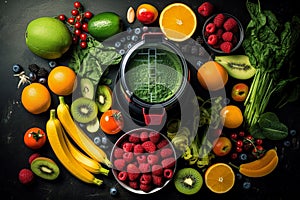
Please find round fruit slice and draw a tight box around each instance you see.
[174,167,203,195]
[96,85,113,113]
[159,3,197,42]
[71,97,98,123]
[204,163,235,194]
[30,157,60,180]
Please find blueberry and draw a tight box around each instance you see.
[48,61,57,68]
[239,153,248,161]
[93,137,101,145]
[12,64,23,74]
[289,129,297,136]
[101,136,108,145]
[283,140,291,147]
[243,181,251,190]
[29,72,37,82]
[236,173,243,180]
[38,77,47,84]
[110,187,118,196]
[222,97,230,106]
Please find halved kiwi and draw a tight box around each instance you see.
[80,78,95,99]
[30,157,60,180]
[71,97,98,123]
[86,118,100,133]
[174,167,203,195]
[96,85,112,113]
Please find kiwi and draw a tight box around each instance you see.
[80,78,95,99]
[96,85,112,113]
[71,97,98,123]
[30,157,60,180]
[174,167,203,195]
[86,118,100,133]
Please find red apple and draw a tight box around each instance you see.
[136,4,158,24]
[231,83,249,102]
[212,136,232,156]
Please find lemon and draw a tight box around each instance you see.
[88,12,123,41]
[25,17,72,59]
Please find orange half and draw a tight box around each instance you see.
[159,3,197,42]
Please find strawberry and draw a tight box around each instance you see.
[157,139,169,149]
[142,141,156,153]
[161,157,176,169]
[197,2,214,17]
[140,184,152,193]
[113,159,126,171]
[133,144,144,155]
[152,175,163,186]
[140,173,152,185]
[139,163,151,173]
[127,163,140,181]
[223,17,238,31]
[222,31,234,42]
[136,155,147,164]
[113,147,124,159]
[163,168,174,179]
[213,13,226,27]
[140,131,149,142]
[123,152,134,163]
[122,142,135,152]
[129,132,140,144]
[160,148,174,158]
[220,41,233,53]
[147,154,159,165]
[152,164,163,176]
[129,181,139,189]
[207,34,218,45]
[117,171,128,181]
[149,131,160,144]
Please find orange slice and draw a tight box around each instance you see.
[204,163,235,194]
[159,3,197,42]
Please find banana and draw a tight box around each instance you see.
[238,148,279,177]
[63,131,110,176]
[57,96,112,168]
[46,109,103,186]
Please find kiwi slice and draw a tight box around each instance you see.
[30,157,60,180]
[174,167,203,195]
[80,78,95,99]
[86,118,100,133]
[96,85,112,113]
[71,97,98,123]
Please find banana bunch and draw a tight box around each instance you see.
[57,96,112,168]
[46,109,105,185]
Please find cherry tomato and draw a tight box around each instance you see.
[100,110,124,134]
[24,127,47,149]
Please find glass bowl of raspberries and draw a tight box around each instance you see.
[202,13,244,54]
[110,128,177,194]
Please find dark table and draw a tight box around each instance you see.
[1,0,300,199]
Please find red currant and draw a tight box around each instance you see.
[74,1,82,9]
[231,152,238,159]
[239,131,245,137]
[74,29,81,36]
[72,36,79,44]
[76,15,82,22]
[58,14,66,21]
[230,133,238,140]
[236,140,243,147]
[236,146,243,153]
[80,33,87,41]
[245,135,253,142]
[71,9,79,16]
[82,23,89,32]
[255,139,263,145]
[67,17,75,25]
[84,11,93,19]
[74,21,82,29]
[80,41,87,49]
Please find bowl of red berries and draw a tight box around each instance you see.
[110,128,177,194]
[202,13,244,54]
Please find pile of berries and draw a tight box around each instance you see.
[112,129,176,193]
[203,13,241,53]
[57,1,93,49]
[229,131,265,161]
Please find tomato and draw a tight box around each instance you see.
[24,127,47,149]
[100,109,124,134]
[212,136,232,156]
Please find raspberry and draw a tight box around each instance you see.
[161,157,176,169]
[205,22,216,34]
[139,163,151,173]
[28,153,40,165]
[113,148,124,159]
[223,17,238,31]
[133,144,144,155]
[163,168,174,179]
[160,148,174,158]
[149,131,160,144]
[127,163,140,181]
[220,41,233,53]
[142,141,156,153]
[197,2,214,17]
[140,173,152,185]
[152,175,163,186]
[207,34,218,45]
[122,142,134,152]
[213,13,226,27]
[129,181,139,189]
[140,131,149,142]
[123,152,134,163]
[222,31,234,42]
[152,164,163,176]
[147,154,159,165]
[113,159,126,171]
[140,184,152,193]
[216,28,224,39]
[117,171,128,181]
[18,168,34,185]
[136,155,147,164]
[129,133,140,144]
[157,139,169,149]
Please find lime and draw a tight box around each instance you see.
[88,12,123,41]
[25,17,72,59]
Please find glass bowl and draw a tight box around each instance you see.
[110,127,177,194]
[202,13,244,54]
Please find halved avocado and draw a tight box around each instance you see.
[96,85,113,113]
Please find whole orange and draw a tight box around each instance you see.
[220,105,243,129]
[21,83,51,114]
[47,66,76,96]
[197,61,228,91]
